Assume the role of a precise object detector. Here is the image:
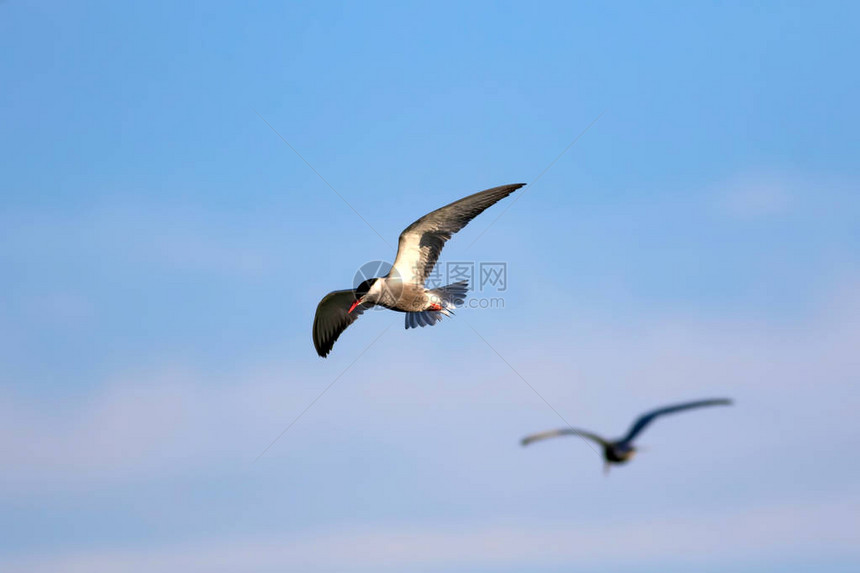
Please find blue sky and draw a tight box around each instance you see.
[2,1,859,571]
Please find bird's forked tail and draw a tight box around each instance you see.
[405,280,469,329]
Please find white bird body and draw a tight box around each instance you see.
[363,277,433,312]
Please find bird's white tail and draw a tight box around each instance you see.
[405,280,468,329]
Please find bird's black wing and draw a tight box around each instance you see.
[391,183,525,286]
[622,398,733,442]
[312,290,370,358]
[521,428,609,448]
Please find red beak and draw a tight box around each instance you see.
[348,300,361,314]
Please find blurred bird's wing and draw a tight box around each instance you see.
[391,183,525,286]
[312,290,370,358]
[622,398,733,442]
[520,428,609,448]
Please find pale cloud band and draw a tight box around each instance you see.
[6,498,857,572]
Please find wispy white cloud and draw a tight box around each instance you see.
[713,170,858,221]
[6,498,857,572]
[19,292,96,325]
[0,206,281,278]
[718,171,794,219]
[2,278,859,495]
[0,363,304,491]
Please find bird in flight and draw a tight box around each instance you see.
[521,398,733,473]
[312,183,525,357]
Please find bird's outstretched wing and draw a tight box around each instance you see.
[521,428,609,448]
[622,398,733,442]
[391,183,525,286]
[312,290,370,358]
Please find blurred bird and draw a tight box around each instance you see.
[521,398,733,473]
[312,183,525,357]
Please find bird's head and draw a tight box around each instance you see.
[349,278,378,313]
